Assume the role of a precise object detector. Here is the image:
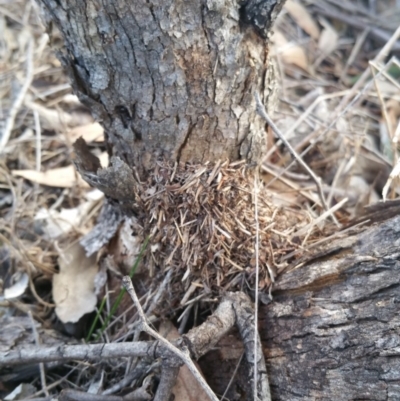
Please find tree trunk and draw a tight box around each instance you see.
[39,0,283,174]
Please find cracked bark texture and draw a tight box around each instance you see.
[38,0,285,175]
[262,216,400,400]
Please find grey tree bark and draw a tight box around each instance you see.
[39,0,284,175]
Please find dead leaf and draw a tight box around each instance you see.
[53,242,98,323]
[318,19,338,57]
[12,165,88,188]
[4,383,36,401]
[4,272,29,300]
[112,218,143,274]
[80,199,124,257]
[25,98,93,132]
[284,0,320,40]
[273,31,309,71]
[35,189,104,239]
[12,153,108,188]
[67,122,104,143]
[73,137,102,173]
[159,321,212,401]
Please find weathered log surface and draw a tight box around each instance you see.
[257,214,400,400]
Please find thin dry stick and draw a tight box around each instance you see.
[263,89,350,162]
[28,311,49,397]
[293,197,348,238]
[340,28,370,82]
[221,352,244,401]
[255,92,331,216]
[145,270,172,316]
[336,24,400,112]
[0,342,155,366]
[153,366,180,401]
[0,36,34,152]
[253,173,260,401]
[121,276,219,401]
[34,109,41,171]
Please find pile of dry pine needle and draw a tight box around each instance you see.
[1,0,400,399]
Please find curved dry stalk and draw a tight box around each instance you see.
[121,276,219,401]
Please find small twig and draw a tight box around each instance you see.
[292,197,348,238]
[221,352,244,401]
[153,366,180,401]
[59,388,150,401]
[102,360,158,396]
[233,293,271,401]
[122,276,219,401]
[0,36,34,152]
[255,92,330,215]
[145,270,172,316]
[28,311,49,397]
[34,109,41,172]
[253,173,260,401]
[1,342,156,366]
[340,28,370,82]
[60,389,121,401]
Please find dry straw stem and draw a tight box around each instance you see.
[255,92,330,216]
[0,35,34,152]
[337,23,400,112]
[28,311,49,397]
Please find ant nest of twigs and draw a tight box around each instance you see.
[124,159,306,309]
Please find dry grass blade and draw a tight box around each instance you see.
[0,36,34,152]
[255,92,331,216]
